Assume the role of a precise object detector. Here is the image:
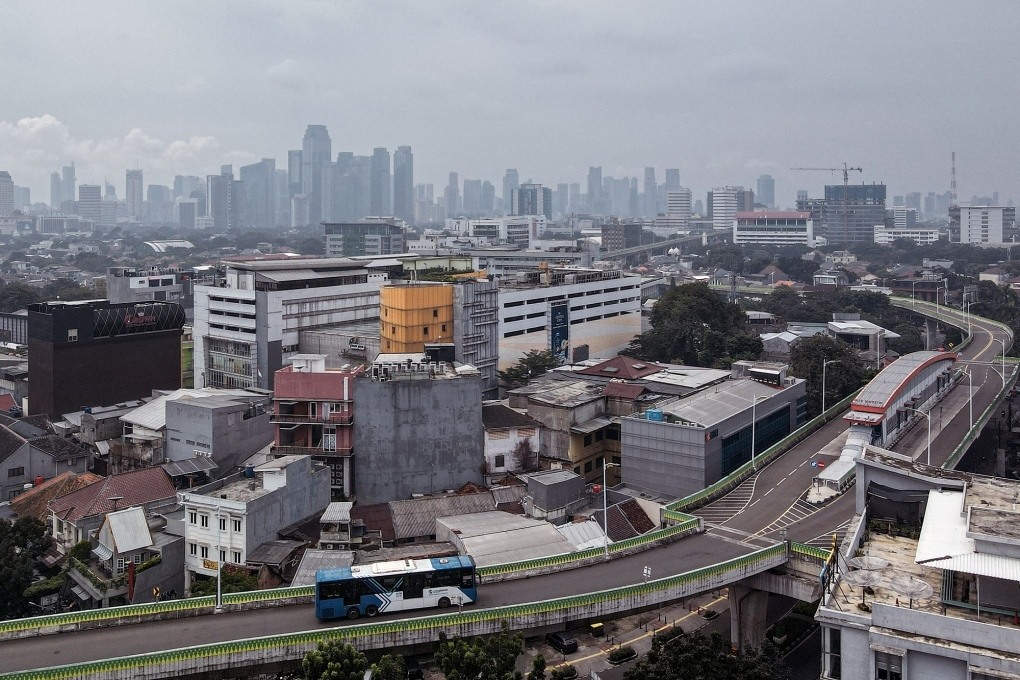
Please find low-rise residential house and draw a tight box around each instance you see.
[481,402,541,481]
[48,466,177,553]
[0,418,90,501]
[178,455,329,593]
[9,470,103,521]
[67,506,184,608]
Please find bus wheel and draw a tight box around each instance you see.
[365,605,378,617]
[347,607,360,620]
[438,597,451,608]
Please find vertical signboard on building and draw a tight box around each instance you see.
[549,301,569,362]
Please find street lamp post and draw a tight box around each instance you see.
[822,359,840,415]
[964,299,975,337]
[903,407,932,466]
[911,280,919,307]
[996,338,1007,389]
[602,462,620,561]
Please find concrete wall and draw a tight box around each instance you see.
[622,418,708,499]
[133,536,185,604]
[353,375,483,503]
[245,457,331,551]
[165,399,272,473]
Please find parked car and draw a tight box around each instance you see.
[546,631,578,654]
[404,656,423,680]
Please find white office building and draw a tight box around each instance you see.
[193,257,387,390]
[497,268,641,368]
[710,186,741,231]
[955,204,1015,245]
[445,215,547,248]
[732,211,814,246]
[874,224,941,245]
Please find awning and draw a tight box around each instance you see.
[571,417,613,435]
[70,584,90,601]
[92,544,113,561]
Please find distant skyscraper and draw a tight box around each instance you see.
[287,150,303,197]
[61,163,76,210]
[757,174,775,209]
[445,172,460,217]
[13,186,30,210]
[240,158,277,229]
[708,186,743,230]
[77,184,102,224]
[301,125,331,225]
[511,183,552,219]
[208,166,240,230]
[643,167,657,216]
[481,181,495,214]
[502,169,519,212]
[126,169,144,219]
[664,168,681,193]
[463,179,482,216]
[556,183,568,216]
[587,166,605,214]
[569,183,581,213]
[370,147,391,216]
[50,172,62,208]
[393,146,414,223]
[0,172,13,216]
[666,189,692,219]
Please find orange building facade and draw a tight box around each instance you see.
[379,283,455,354]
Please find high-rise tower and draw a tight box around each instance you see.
[370,147,391,216]
[301,125,331,226]
[126,169,144,219]
[393,146,414,224]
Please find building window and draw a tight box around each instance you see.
[218,517,226,531]
[188,511,197,524]
[134,554,142,564]
[584,461,593,473]
[200,546,209,558]
[432,309,438,317]
[875,651,900,680]
[584,434,593,447]
[189,543,197,556]
[219,550,226,562]
[422,327,429,336]
[232,550,242,563]
[116,558,125,574]
[200,515,209,528]
[821,628,840,679]
[67,329,78,342]
[8,466,24,478]
[573,467,581,475]
[494,454,505,468]
[232,519,241,532]
[441,324,447,332]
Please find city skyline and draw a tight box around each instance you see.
[1,1,1017,208]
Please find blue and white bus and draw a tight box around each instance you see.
[315,555,477,620]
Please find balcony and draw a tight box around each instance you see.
[271,412,353,425]
[271,445,353,458]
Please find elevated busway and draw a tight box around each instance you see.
[0,302,1010,678]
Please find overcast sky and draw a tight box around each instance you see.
[2,1,1017,208]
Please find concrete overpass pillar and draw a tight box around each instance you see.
[729,583,768,654]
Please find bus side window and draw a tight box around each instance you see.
[405,574,425,599]
[423,573,434,589]
[320,582,343,601]
[342,582,359,606]
[436,570,457,587]
[380,576,398,591]
[461,571,474,589]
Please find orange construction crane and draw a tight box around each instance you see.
[791,164,863,244]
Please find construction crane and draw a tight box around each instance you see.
[791,163,863,244]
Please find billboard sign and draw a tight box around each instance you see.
[549,301,570,362]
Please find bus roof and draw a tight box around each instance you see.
[316,555,475,583]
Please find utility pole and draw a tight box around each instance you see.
[791,164,863,244]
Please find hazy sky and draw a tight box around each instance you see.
[2,1,1017,208]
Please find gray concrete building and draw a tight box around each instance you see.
[106,267,200,323]
[620,365,807,500]
[352,358,483,504]
[452,278,499,399]
[164,393,273,474]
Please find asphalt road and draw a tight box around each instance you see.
[0,308,1009,675]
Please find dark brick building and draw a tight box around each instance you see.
[28,300,186,419]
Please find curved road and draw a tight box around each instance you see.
[0,306,1010,675]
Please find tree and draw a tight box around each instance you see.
[527,655,546,680]
[189,565,258,597]
[629,283,760,367]
[301,639,368,680]
[623,628,788,680]
[498,350,563,389]
[298,236,326,255]
[0,282,42,313]
[788,335,869,417]
[370,654,405,680]
[0,517,49,619]
[435,622,524,680]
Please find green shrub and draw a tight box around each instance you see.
[68,540,91,562]
[608,646,636,663]
[23,574,64,600]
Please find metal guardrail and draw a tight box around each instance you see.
[0,543,801,680]
[9,296,996,642]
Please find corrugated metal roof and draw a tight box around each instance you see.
[557,519,607,550]
[853,351,955,410]
[320,501,353,524]
[103,507,153,554]
[436,511,575,567]
[915,489,1020,581]
[161,456,217,477]
[571,417,613,434]
[389,493,496,540]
